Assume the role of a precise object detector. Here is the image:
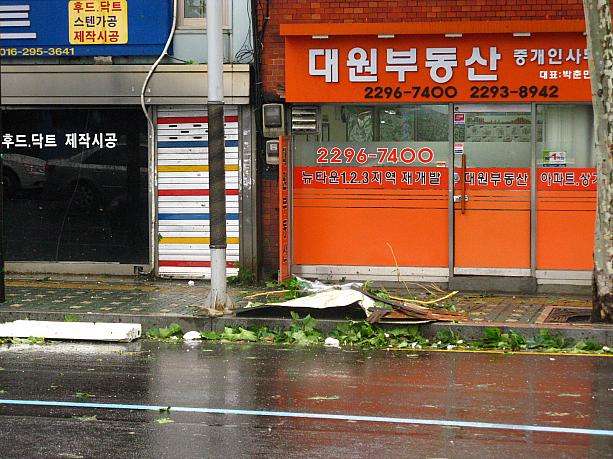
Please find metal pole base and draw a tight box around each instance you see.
[206,248,233,311]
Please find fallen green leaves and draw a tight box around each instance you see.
[245,277,311,302]
[156,418,174,424]
[0,336,46,345]
[144,314,612,355]
[200,312,323,345]
[145,323,183,341]
[15,317,598,354]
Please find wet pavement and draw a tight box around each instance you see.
[0,274,593,323]
[0,341,611,458]
[0,274,610,346]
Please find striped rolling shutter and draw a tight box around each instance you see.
[156,106,240,278]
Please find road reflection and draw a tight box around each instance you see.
[0,341,610,457]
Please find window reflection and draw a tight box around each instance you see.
[184,0,205,18]
[0,108,149,264]
[294,104,449,167]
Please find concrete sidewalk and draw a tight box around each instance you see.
[0,274,610,344]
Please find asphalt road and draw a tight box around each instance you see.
[0,341,611,458]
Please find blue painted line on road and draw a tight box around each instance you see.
[1,399,612,437]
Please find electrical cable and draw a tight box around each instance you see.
[234,0,254,63]
[139,0,177,274]
[140,0,178,128]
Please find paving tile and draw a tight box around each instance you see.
[0,278,593,326]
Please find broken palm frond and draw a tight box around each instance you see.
[366,307,393,324]
[411,282,438,296]
[361,289,466,323]
[393,302,465,322]
[385,242,413,295]
[426,282,447,294]
[388,290,459,306]
[244,290,291,299]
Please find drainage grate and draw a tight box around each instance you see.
[543,307,592,323]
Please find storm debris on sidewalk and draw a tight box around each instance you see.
[359,289,466,323]
[0,320,141,342]
[237,288,378,320]
[235,277,466,323]
[183,331,202,341]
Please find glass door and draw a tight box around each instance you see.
[452,104,532,276]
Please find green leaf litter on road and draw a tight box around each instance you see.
[145,323,183,341]
[0,337,46,345]
[156,418,174,424]
[144,315,612,355]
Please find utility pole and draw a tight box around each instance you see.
[0,53,5,303]
[206,0,230,310]
[584,0,613,322]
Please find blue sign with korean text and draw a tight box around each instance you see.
[0,0,171,57]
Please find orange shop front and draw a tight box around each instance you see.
[280,21,596,290]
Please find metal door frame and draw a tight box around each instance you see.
[448,103,536,278]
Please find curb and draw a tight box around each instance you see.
[1,310,611,345]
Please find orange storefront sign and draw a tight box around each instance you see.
[284,22,595,276]
[284,29,591,103]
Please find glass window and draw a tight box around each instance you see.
[294,104,449,167]
[379,107,414,141]
[0,108,149,264]
[453,107,532,168]
[178,0,230,29]
[84,149,127,166]
[536,105,595,167]
[342,106,374,142]
[184,0,205,18]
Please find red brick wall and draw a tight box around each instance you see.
[259,0,587,99]
[257,0,588,274]
[261,177,279,277]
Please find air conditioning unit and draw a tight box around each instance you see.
[291,106,320,134]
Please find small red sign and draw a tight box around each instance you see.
[294,167,448,189]
[537,167,596,190]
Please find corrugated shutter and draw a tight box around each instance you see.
[156,105,239,278]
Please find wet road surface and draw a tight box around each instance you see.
[0,341,611,458]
